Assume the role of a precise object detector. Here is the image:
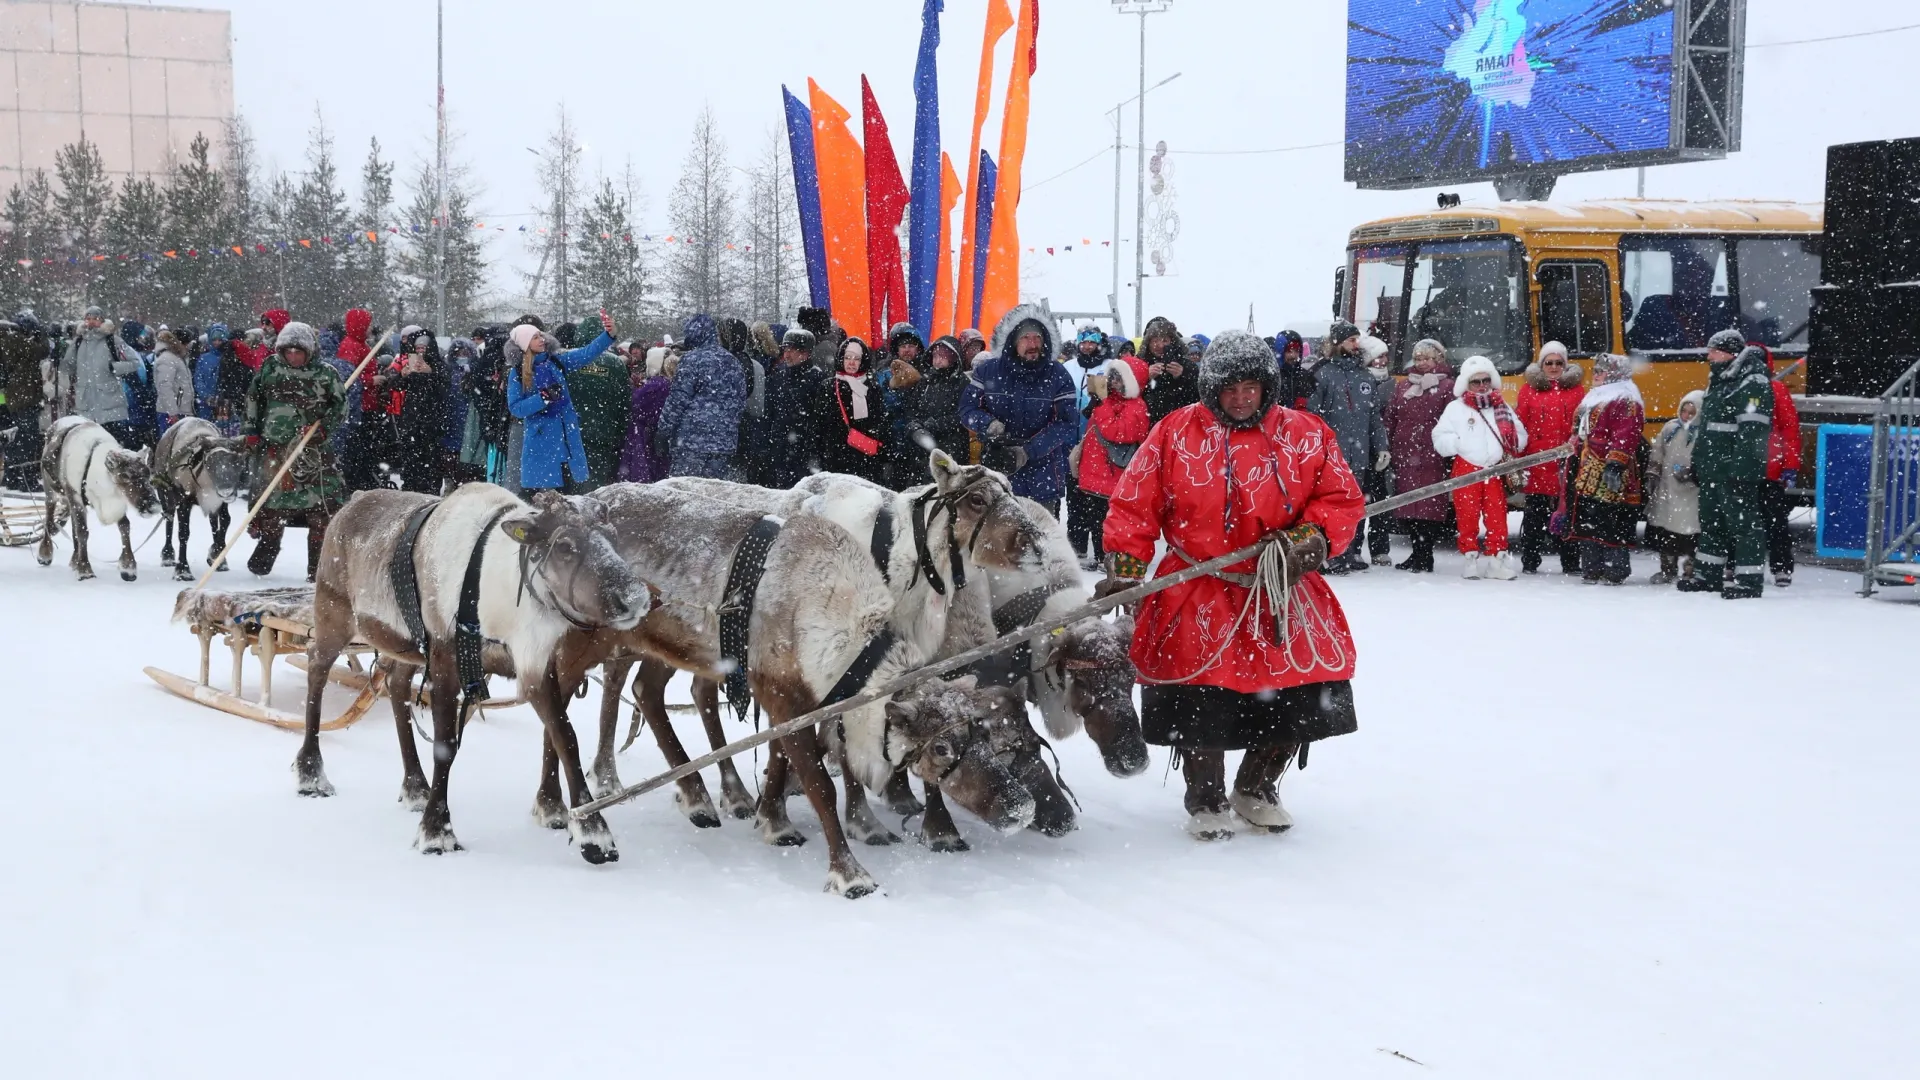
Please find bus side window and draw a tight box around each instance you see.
[1536,262,1613,356]
[1622,237,1732,352]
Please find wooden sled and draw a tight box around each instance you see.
[0,489,46,548]
[145,586,386,733]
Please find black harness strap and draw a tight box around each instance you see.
[819,627,898,708]
[909,492,947,595]
[455,505,517,721]
[992,586,1056,638]
[870,505,895,583]
[983,584,1060,686]
[719,516,784,720]
[389,500,441,656]
[77,442,102,512]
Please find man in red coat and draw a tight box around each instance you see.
[1101,330,1366,841]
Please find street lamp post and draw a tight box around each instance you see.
[1113,0,1173,334]
[1106,70,1180,341]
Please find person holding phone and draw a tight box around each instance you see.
[505,308,617,494]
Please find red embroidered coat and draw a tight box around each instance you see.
[1104,403,1366,694]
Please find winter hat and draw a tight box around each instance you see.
[1539,340,1570,362]
[1198,330,1279,428]
[207,323,229,343]
[1328,319,1360,345]
[644,346,668,378]
[318,328,343,358]
[957,327,986,348]
[1076,325,1105,345]
[797,306,833,338]
[1707,328,1746,355]
[1113,337,1136,357]
[1357,335,1390,362]
[1678,389,1706,417]
[261,309,291,336]
[780,328,818,354]
[1590,353,1634,385]
[84,305,105,320]
[887,321,926,356]
[751,321,779,358]
[928,335,963,366]
[1409,338,1448,370]
[509,324,541,353]
[155,329,185,353]
[275,321,320,357]
[1104,356,1145,399]
[1453,355,1500,397]
[836,336,874,374]
[554,323,579,350]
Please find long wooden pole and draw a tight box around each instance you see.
[192,332,392,592]
[571,443,1576,820]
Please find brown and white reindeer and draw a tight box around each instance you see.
[597,453,1053,848]
[923,496,1150,849]
[35,415,159,581]
[296,484,649,865]
[549,470,1039,898]
[151,417,252,582]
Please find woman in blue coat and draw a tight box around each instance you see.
[505,310,617,494]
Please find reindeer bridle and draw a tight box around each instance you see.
[909,474,1014,596]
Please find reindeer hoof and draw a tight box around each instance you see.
[718,786,756,820]
[673,787,722,830]
[295,773,336,799]
[531,799,568,830]
[759,819,807,847]
[77,568,95,581]
[825,868,879,899]
[415,827,463,855]
[927,835,971,854]
[569,815,619,865]
[120,568,137,582]
[214,560,229,572]
[399,781,430,813]
[848,817,902,846]
[589,770,622,802]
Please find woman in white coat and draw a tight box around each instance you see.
[1645,389,1705,585]
[1431,355,1528,579]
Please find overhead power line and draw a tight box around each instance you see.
[1750,21,1920,48]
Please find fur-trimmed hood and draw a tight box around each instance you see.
[1525,360,1586,391]
[274,321,320,356]
[1140,315,1186,363]
[1104,355,1147,399]
[989,303,1056,365]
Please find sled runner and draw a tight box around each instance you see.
[0,489,46,548]
[143,585,523,732]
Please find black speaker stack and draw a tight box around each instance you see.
[1810,137,1920,397]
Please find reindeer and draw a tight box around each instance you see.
[296,485,649,865]
[594,454,1052,847]
[35,416,159,581]
[151,418,251,581]
[918,496,1152,848]
[549,471,1039,898]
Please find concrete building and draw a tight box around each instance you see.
[0,1,233,194]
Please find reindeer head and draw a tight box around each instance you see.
[926,450,1047,573]
[202,440,253,504]
[499,492,650,632]
[884,675,1035,834]
[1043,616,1149,778]
[104,448,160,516]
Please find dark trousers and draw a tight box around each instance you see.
[1400,518,1445,569]
[1761,480,1795,576]
[3,411,43,490]
[1066,486,1108,563]
[1520,493,1578,573]
[1345,470,1392,560]
[1581,541,1632,583]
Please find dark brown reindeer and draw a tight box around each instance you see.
[36,416,159,581]
[151,417,251,581]
[544,478,1036,898]
[297,484,649,864]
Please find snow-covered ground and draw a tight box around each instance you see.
[3,514,1914,1079]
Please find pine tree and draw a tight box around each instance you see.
[160,133,230,322]
[347,137,396,317]
[570,172,654,339]
[220,116,269,318]
[260,171,298,320]
[1,171,59,316]
[51,139,114,309]
[667,105,745,319]
[285,110,353,322]
[397,160,489,334]
[101,176,165,323]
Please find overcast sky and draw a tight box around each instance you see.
[202,0,1920,333]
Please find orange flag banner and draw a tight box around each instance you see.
[952,0,1014,334]
[979,0,1039,339]
[932,151,962,340]
[810,79,870,344]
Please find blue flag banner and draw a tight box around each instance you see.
[971,150,997,328]
[907,0,946,337]
[783,85,831,310]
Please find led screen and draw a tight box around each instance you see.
[1347,0,1679,188]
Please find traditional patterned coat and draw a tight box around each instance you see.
[1104,402,1366,695]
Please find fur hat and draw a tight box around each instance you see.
[1453,355,1500,397]
[644,346,668,378]
[1357,335,1390,362]
[797,306,833,338]
[1539,340,1570,362]
[781,328,817,354]
[275,321,320,356]
[751,321,780,358]
[1707,328,1746,355]
[1198,330,1279,428]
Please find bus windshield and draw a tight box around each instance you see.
[1408,238,1527,373]
[1348,237,1528,373]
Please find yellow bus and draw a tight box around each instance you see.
[1336,200,1824,429]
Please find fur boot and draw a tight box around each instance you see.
[1231,743,1297,833]
[1182,750,1235,841]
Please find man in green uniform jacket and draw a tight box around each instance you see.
[242,321,347,580]
[1680,331,1774,599]
[563,341,629,490]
